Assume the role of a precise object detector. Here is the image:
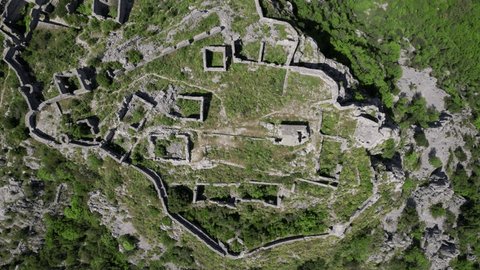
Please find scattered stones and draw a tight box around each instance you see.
[412,170,465,269]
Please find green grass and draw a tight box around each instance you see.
[141,35,289,121]
[240,41,261,60]
[276,24,289,39]
[334,148,373,221]
[229,0,260,36]
[204,185,232,200]
[430,203,446,218]
[171,13,221,45]
[321,108,357,139]
[206,138,298,173]
[263,44,288,65]
[286,71,331,102]
[177,98,201,118]
[123,106,145,125]
[220,64,286,120]
[318,139,342,177]
[210,51,224,67]
[429,153,443,169]
[123,0,205,39]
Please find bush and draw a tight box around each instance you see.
[297,258,327,270]
[394,96,440,129]
[404,150,421,171]
[2,116,20,129]
[402,178,417,196]
[388,246,430,270]
[160,246,194,267]
[96,70,113,88]
[119,234,137,252]
[126,49,143,65]
[428,153,442,168]
[430,203,446,218]
[454,147,467,162]
[381,138,396,159]
[414,129,429,147]
[167,186,193,213]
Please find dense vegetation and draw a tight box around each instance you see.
[288,0,480,126]
[13,145,133,269]
[23,28,85,87]
[168,185,328,251]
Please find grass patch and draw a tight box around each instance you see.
[171,13,220,45]
[206,138,298,173]
[334,148,373,221]
[428,153,443,169]
[203,185,232,201]
[263,44,288,65]
[321,108,357,139]
[177,98,201,118]
[430,203,446,218]
[286,71,331,102]
[123,0,204,39]
[239,41,261,60]
[230,0,260,36]
[318,139,342,177]
[123,105,145,125]
[210,50,225,67]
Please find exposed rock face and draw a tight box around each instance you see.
[87,191,162,264]
[423,226,460,270]
[354,115,393,150]
[353,106,399,151]
[369,231,412,264]
[412,110,476,180]
[0,178,50,266]
[412,170,465,270]
[396,66,449,112]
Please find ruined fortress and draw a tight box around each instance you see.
[0,0,392,258]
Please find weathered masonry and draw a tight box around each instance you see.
[202,45,228,72]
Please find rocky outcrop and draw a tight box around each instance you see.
[0,179,49,266]
[412,170,465,269]
[87,190,159,263]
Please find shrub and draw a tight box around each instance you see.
[404,150,421,171]
[402,178,417,196]
[414,129,429,147]
[126,49,143,65]
[167,186,193,213]
[118,234,137,252]
[430,203,446,218]
[428,153,442,168]
[454,147,467,162]
[381,138,396,159]
[96,70,112,88]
